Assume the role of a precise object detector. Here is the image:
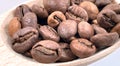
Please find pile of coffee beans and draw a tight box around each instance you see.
[8,0,120,63]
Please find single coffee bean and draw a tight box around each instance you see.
[39,25,60,42]
[48,11,66,28]
[95,0,115,8]
[14,4,31,21]
[80,1,99,20]
[57,20,77,40]
[103,4,120,14]
[66,5,88,23]
[12,27,39,53]
[8,17,21,37]
[58,43,77,62]
[70,38,96,58]
[43,0,70,13]
[31,40,60,63]
[22,12,38,28]
[111,23,120,36]
[92,24,108,34]
[32,4,48,18]
[90,32,119,48]
[78,21,94,39]
[97,9,118,30]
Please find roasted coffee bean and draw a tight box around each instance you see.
[22,12,38,28]
[78,21,94,39]
[97,9,118,30]
[95,0,115,8]
[31,40,60,63]
[8,17,21,37]
[111,23,120,36]
[43,0,70,13]
[103,4,120,14]
[57,20,77,40]
[12,27,39,53]
[39,25,60,42]
[92,24,108,34]
[48,11,66,28]
[70,38,96,58]
[32,4,48,18]
[90,32,119,48]
[66,5,88,23]
[80,1,99,20]
[14,4,31,20]
[58,43,77,62]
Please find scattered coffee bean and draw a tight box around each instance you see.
[78,21,94,39]
[39,25,60,42]
[31,40,60,63]
[8,17,21,37]
[57,20,77,40]
[90,32,119,48]
[80,1,99,20]
[12,27,39,53]
[70,38,96,58]
[48,11,66,28]
[32,4,48,18]
[22,12,38,28]
[43,0,70,13]
[66,5,88,23]
[14,4,31,21]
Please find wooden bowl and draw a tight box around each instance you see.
[0,0,120,66]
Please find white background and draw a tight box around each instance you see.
[0,0,120,66]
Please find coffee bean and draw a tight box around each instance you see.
[22,12,38,28]
[12,27,39,53]
[39,25,60,42]
[48,11,66,28]
[70,38,96,58]
[31,40,60,63]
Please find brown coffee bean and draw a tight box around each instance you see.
[95,0,115,8]
[92,24,108,34]
[78,21,94,39]
[80,1,99,20]
[57,20,77,40]
[39,25,60,42]
[32,4,48,18]
[12,27,39,53]
[90,32,119,48]
[14,4,31,20]
[70,0,95,5]
[31,40,60,63]
[58,43,77,62]
[66,5,88,23]
[103,4,120,13]
[97,9,118,30]
[22,12,38,28]
[111,23,120,36]
[8,17,21,37]
[48,11,66,28]
[43,0,70,13]
[70,38,96,58]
